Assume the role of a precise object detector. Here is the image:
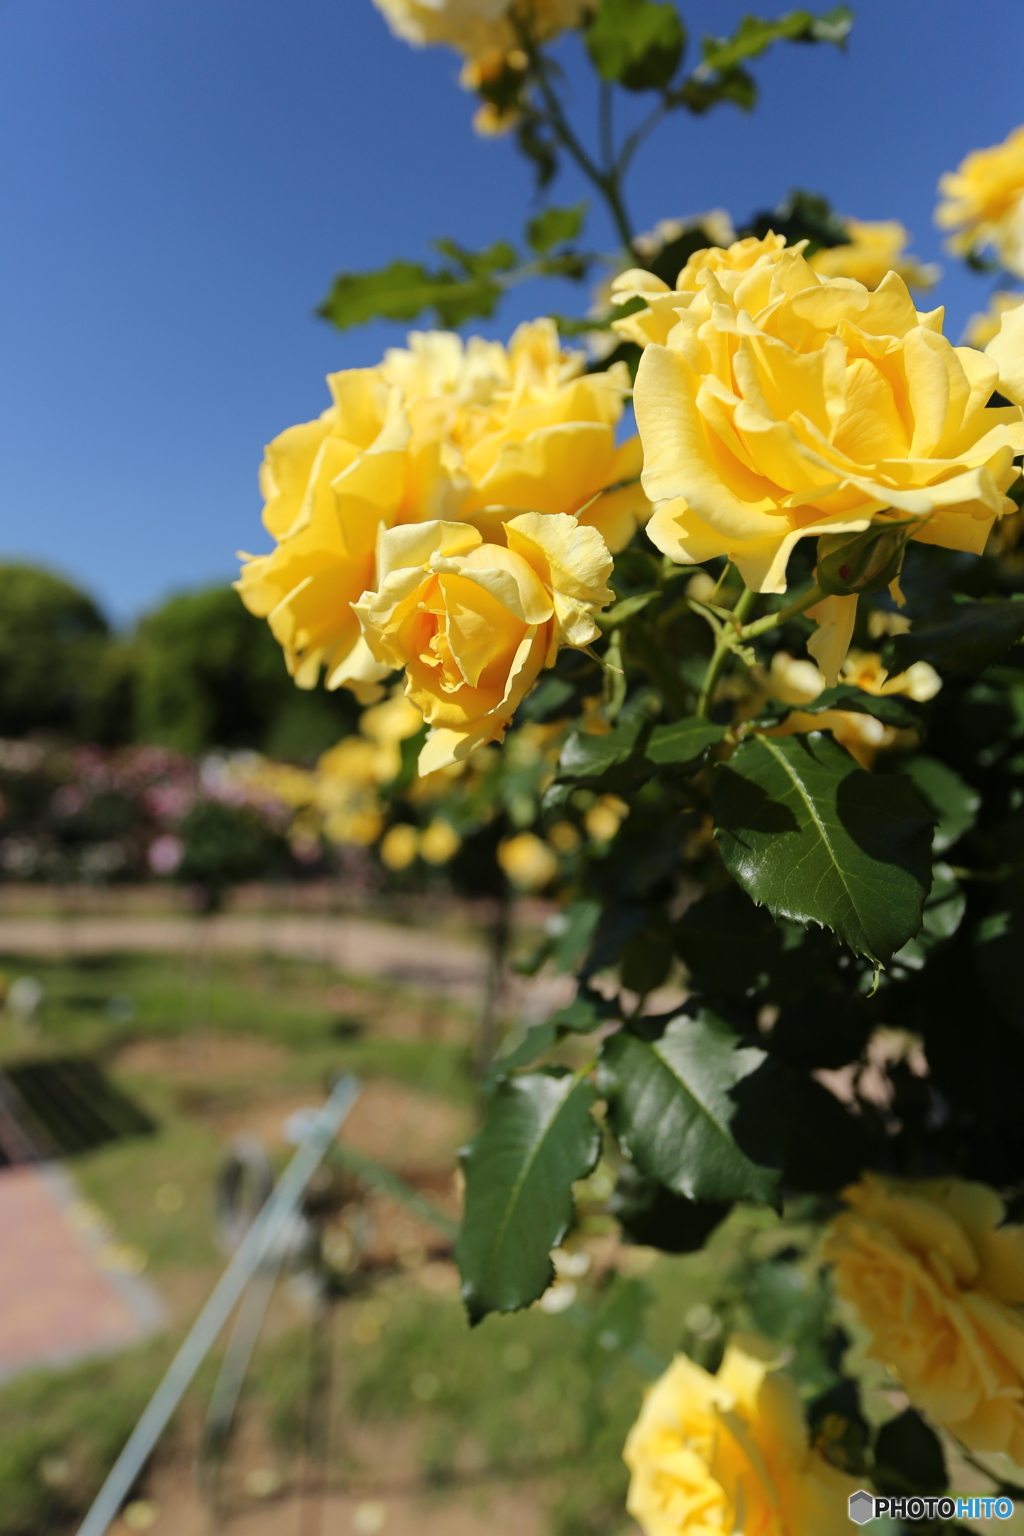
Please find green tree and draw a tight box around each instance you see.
[0,563,124,740]
[133,585,358,758]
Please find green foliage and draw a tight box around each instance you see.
[700,7,853,73]
[714,733,934,962]
[174,798,283,902]
[456,1070,600,1322]
[317,246,515,331]
[134,585,355,756]
[317,238,591,332]
[740,187,852,254]
[609,1163,730,1252]
[678,6,851,114]
[0,563,124,741]
[585,0,687,92]
[526,202,587,253]
[872,1408,948,1497]
[887,597,1024,677]
[599,1012,779,1203]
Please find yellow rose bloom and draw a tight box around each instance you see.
[354,512,613,773]
[498,830,559,890]
[372,0,587,59]
[624,1334,857,1536]
[239,320,645,704]
[965,290,1024,350]
[937,125,1024,277]
[419,816,462,864]
[380,822,419,871]
[313,737,385,847]
[765,649,940,768]
[809,219,939,292]
[620,242,1024,678]
[825,1174,1024,1466]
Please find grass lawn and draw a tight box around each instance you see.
[0,946,840,1536]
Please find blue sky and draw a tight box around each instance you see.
[1,0,1021,623]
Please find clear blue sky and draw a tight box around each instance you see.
[1,0,1021,624]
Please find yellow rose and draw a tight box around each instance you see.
[380,822,419,871]
[419,816,462,864]
[965,290,1024,350]
[937,125,1024,277]
[354,512,613,772]
[372,0,587,59]
[239,321,644,702]
[621,241,1024,679]
[809,219,938,292]
[624,1334,857,1536]
[313,737,384,847]
[497,830,559,890]
[824,1174,1024,1466]
[765,649,940,768]
[611,232,791,348]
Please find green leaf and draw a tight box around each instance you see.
[731,1059,868,1194]
[483,1020,559,1086]
[701,7,852,72]
[679,65,756,113]
[755,684,922,730]
[645,717,726,769]
[318,260,499,331]
[599,1012,780,1202]
[549,899,602,972]
[713,733,933,962]
[887,599,1024,678]
[609,1164,730,1253]
[893,864,966,970]
[675,884,834,1000]
[549,993,611,1032]
[975,872,1024,1030]
[456,1070,600,1323]
[596,591,658,628]
[526,203,587,254]
[740,187,851,255]
[317,241,519,331]
[902,756,980,854]
[586,0,686,91]
[558,712,651,786]
[873,1409,948,1497]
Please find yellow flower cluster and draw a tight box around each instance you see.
[240,320,641,772]
[614,233,1024,680]
[766,649,940,767]
[372,0,586,59]
[825,1175,1024,1466]
[624,1335,856,1536]
[937,124,1024,277]
[808,218,938,292]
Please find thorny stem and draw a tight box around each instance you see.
[516,22,637,256]
[696,587,756,719]
[599,80,614,175]
[695,582,827,718]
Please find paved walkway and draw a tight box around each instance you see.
[0,912,573,1016]
[0,1163,163,1381]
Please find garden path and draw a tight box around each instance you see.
[0,912,573,1017]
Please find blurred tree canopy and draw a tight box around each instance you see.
[0,564,358,759]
